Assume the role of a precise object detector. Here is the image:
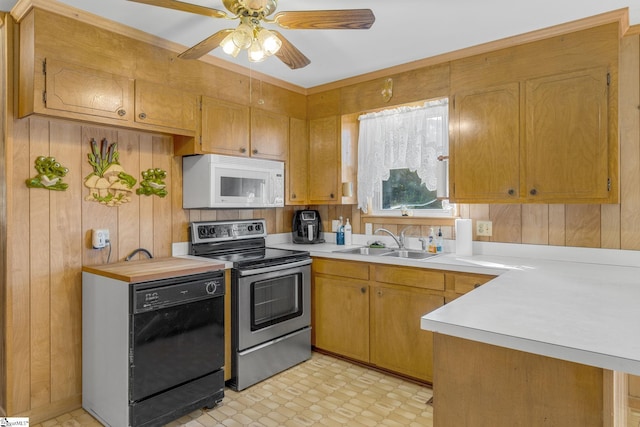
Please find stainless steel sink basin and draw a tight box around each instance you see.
[380,250,439,260]
[333,247,439,260]
[333,247,394,256]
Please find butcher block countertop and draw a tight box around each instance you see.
[82,257,226,283]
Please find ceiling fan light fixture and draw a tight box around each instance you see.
[231,23,253,49]
[221,33,241,57]
[248,39,267,62]
[257,28,281,56]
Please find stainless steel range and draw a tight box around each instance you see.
[189,219,312,391]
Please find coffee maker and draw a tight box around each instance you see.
[292,210,325,244]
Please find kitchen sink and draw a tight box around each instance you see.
[334,247,394,256]
[380,250,439,260]
[333,247,439,260]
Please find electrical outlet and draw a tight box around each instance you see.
[476,221,492,237]
[92,228,110,249]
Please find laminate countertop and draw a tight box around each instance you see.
[266,234,640,376]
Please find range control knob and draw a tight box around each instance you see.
[205,281,218,295]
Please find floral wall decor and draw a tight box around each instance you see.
[84,138,137,206]
[26,156,69,191]
[137,168,168,198]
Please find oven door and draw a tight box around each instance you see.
[235,259,311,351]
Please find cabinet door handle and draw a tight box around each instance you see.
[330,193,335,199]
[138,112,146,120]
[240,147,247,153]
[530,188,538,196]
[360,287,366,294]
[377,290,383,296]
[474,283,481,289]
[117,109,126,117]
[292,194,296,199]
[252,149,258,155]
[508,189,515,196]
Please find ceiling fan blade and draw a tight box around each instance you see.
[178,29,234,59]
[273,9,375,30]
[271,30,311,69]
[127,0,229,19]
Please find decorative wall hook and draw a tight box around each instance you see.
[26,156,69,191]
[381,78,393,102]
[137,168,168,198]
[84,138,136,206]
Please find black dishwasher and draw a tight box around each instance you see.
[129,270,225,427]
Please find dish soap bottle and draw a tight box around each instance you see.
[344,218,352,245]
[436,227,443,253]
[336,217,345,245]
[428,227,437,253]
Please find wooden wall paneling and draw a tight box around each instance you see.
[28,117,51,408]
[600,204,621,249]
[198,210,218,221]
[307,89,340,119]
[340,63,450,115]
[620,35,640,250]
[81,126,119,266]
[117,130,142,261]
[216,210,240,221]
[468,204,490,240]
[548,205,567,246]
[0,14,9,413]
[565,205,602,248]
[48,120,83,403]
[171,153,189,244]
[151,135,174,258]
[521,204,549,245]
[490,204,522,243]
[274,206,285,234]
[8,117,34,413]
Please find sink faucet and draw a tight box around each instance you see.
[374,228,404,249]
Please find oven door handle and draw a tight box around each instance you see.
[238,258,312,276]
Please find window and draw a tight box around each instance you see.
[357,98,453,217]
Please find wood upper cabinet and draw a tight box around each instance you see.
[200,96,250,156]
[525,67,610,201]
[41,58,134,121]
[370,284,444,382]
[250,108,289,161]
[134,79,198,132]
[451,82,520,201]
[287,117,309,204]
[309,116,340,203]
[450,67,614,204]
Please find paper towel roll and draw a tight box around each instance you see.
[455,219,473,256]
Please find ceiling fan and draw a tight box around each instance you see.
[128,0,375,69]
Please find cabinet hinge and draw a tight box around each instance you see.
[199,135,202,146]
[607,73,611,86]
[42,59,46,75]
[42,91,47,103]
[199,99,202,111]
[607,178,611,191]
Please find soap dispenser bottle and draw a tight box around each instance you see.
[344,218,352,245]
[428,227,437,253]
[436,227,443,253]
[336,217,345,245]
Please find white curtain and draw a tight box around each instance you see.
[357,99,449,213]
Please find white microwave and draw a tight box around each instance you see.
[182,154,285,209]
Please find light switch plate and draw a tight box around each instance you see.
[477,221,492,237]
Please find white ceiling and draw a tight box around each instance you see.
[2,0,639,89]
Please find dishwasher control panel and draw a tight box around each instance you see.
[132,271,225,313]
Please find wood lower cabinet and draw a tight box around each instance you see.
[371,284,443,381]
[630,374,640,411]
[313,257,455,383]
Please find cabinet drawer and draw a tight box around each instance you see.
[313,258,369,280]
[373,265,444,291]
[452,273,496,294]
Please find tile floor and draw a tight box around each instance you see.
[33,352,434,427]
[31,352,640,427]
